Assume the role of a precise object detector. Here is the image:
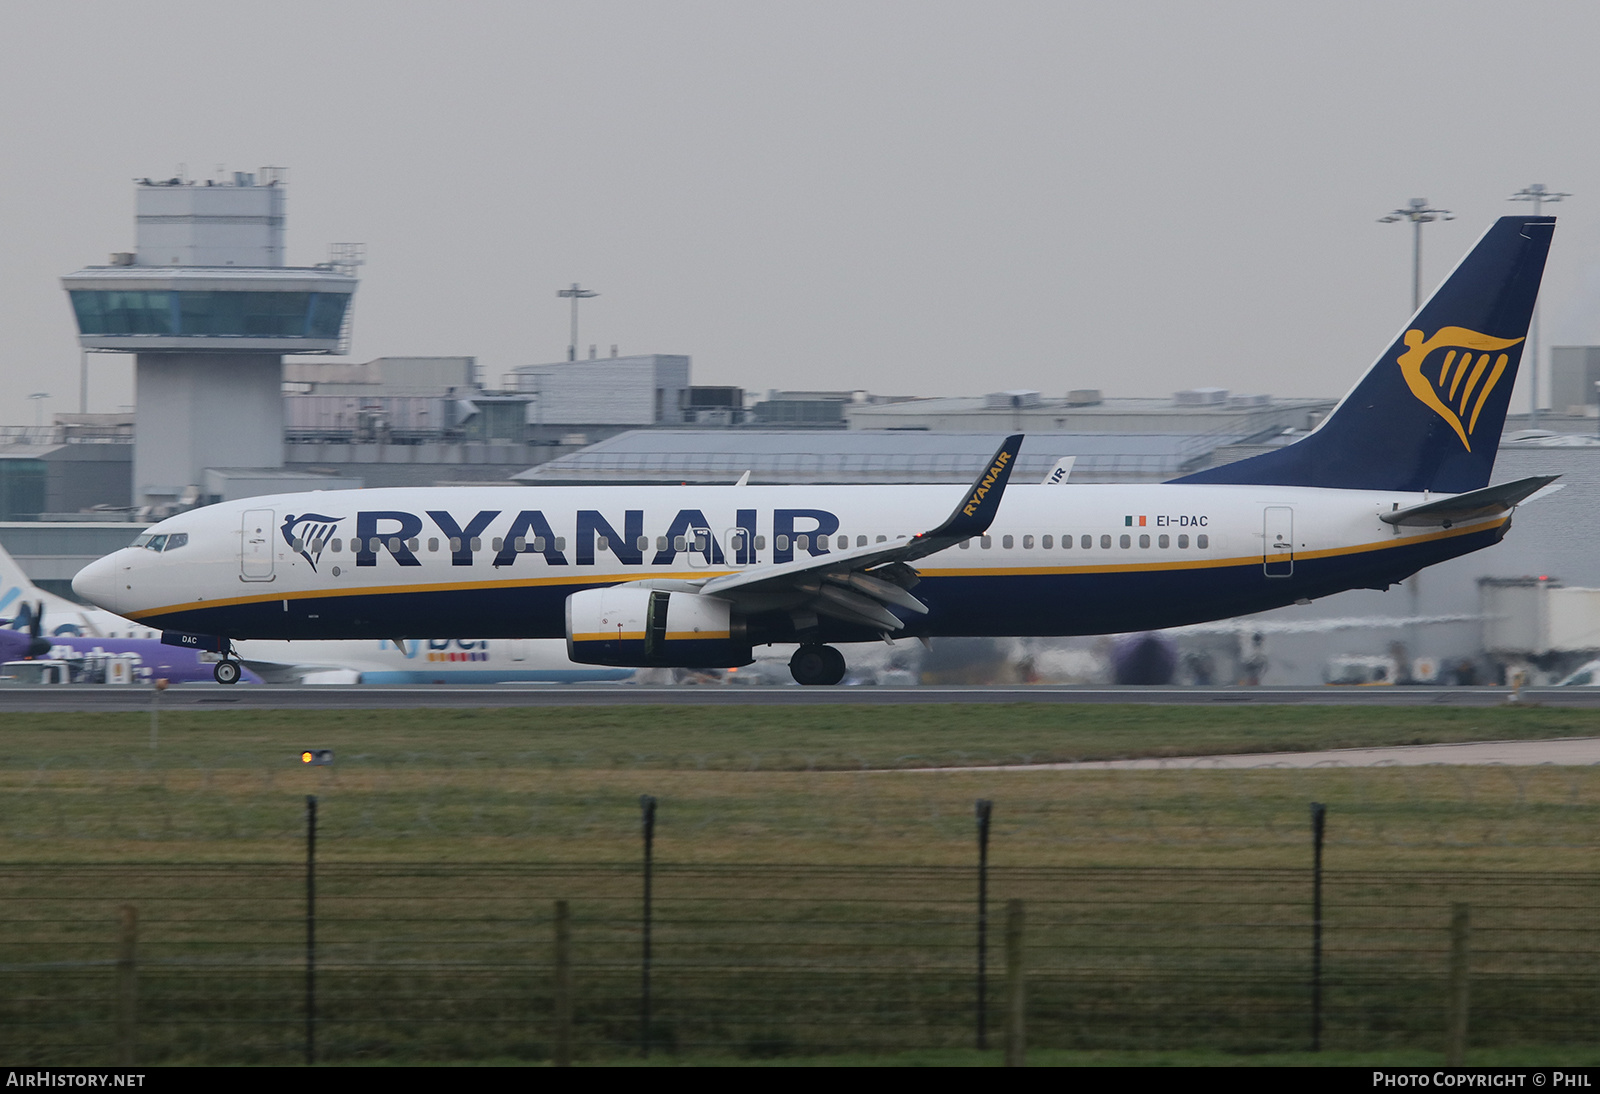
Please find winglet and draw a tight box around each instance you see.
[924,434,1023,541]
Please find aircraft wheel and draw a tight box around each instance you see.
[214,659,242,686]
[790,644,847,686]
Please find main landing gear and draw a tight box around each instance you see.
[213,639,242,685]
[789,644,846,686]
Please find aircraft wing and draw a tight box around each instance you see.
[1379,475,1560,528]
[675,435,1023,634]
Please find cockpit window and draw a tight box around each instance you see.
[164,533,188,551]
[144,535,167,552]
[131,533,154,549]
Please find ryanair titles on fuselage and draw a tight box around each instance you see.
[281,502,1221,572]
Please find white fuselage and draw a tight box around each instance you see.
[71,482,1508,644]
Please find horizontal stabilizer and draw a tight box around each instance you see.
[1379,475,1559,528]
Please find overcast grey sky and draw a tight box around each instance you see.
[4,0,1600,424]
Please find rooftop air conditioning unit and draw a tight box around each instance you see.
[1174,387,1228,407]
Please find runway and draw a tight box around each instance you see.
[1,683,1598,712]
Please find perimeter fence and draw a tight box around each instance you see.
[2,859,1598,1064]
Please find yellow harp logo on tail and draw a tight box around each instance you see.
[1396,327,1524,451]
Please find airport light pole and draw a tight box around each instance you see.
[557,283,598,362]
[28,392,49,431]
[1378,198,1453,315]
[1509,184,1570,429]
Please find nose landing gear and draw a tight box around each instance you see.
[789,643,846,686]
[213,658,242,685]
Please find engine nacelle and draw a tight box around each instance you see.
[566,587,752,668]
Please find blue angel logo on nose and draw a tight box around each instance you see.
[281,513,344,573]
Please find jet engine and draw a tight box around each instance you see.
[565,587,752,668]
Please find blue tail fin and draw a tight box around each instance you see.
[1175,216,1555,492]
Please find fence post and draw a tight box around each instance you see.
[554,900,572,1067]
[306,794,317,1066]
[1447,903,1470,1066]
[640,794,656,1058]
[115,905,137,1066]
[1004,899,1025,1067]
[975,799,992,1050]
[1311,801,1326,1052]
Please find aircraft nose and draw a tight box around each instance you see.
[72,555,120,613]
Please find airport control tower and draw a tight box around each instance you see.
[61,169,359,509]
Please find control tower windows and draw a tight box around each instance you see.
[69,290,349,340]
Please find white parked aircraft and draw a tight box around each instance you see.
[73,217,1558,685]
[233,637,633,684]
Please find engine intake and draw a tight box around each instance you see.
[566,587,752,668]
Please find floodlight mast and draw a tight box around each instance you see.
[557,283,598,362]
[1509,184,1570,429]
[1378,198,1453,314]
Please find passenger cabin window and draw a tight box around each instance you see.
[1100,535,1111,549]
[856,536,867,547]
[1139,534,1150,548]
[428,538,439,552]
[796,535,809,551]
[1042,535,1053,549]
[1002,535,1014,549]
[1082,535,1093,549]
[637,536,650,552]
[755,535,766,550]
[1197,534,1209,549]
[838,535,849,550]
[332,539,343,553]
[1158,534,1169,548]
[981,535,992,549]
[960,539,971,549]
[1178,535,1189,549]
[1119,535,1131,548]
[774,535,788,552]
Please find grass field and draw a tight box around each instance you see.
[1,702,1597,1064]
[3,703,1599,867]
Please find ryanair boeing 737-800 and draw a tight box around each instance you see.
[73,217,1558,685]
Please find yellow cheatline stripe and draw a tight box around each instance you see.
[124,516,1506,620]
